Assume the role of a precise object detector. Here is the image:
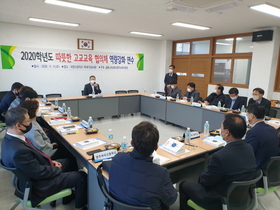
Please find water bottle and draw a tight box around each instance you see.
[190,96,194,103]
[154,90,157,95]
[204,121,210,136]
[176,94,179,101]
[144,89,146,95]
[241,105,246,113]
[108,129,113,142]
[88,116,93,129]
[92,90,95,96]
[218,101,221,108]
[185,127,191,145]
[62,103,67,113]
[55,98,58,107]
[121,136,128,153]
[67,107,72,118]
[43,96,47,104]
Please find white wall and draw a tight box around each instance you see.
[0,22,170,96]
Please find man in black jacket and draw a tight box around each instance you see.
[83,75,102,95]
[164,65,177,96]
[248,87,271,116]
[179,114,257,210]
[224,87,246,110]
[202,84,225,106]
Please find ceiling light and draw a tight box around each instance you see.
[205,2,239,13]
[44,0,113,14]
[225,38,243,41]
[171,22,210,30]
[29,17,79,27]
[250,3,280,18]
[129,32,163,37]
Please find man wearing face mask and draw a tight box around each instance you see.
[224,87,246,110]
[164,65,177,96]
[0,82,23,122]
[1,107,88,210]
[167,83,181,98]
[83,75,102,95]
[248,88,271,116]
[183,82,200,102]
[179,114,256,210]
[201,84,225,106]
[245,104,279,171]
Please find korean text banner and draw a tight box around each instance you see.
[0,45,144,71]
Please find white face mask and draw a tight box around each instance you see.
[169,69,173,73]
[171,85,175,89]
[252,95,259,101]
[90,80,96,84]
[230,96,237,100]
[187,88,191,92]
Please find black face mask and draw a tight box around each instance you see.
[19,122,32,134]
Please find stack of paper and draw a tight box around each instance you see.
[75,139,99,150]
[160,138,189,156]
[203,136,226,147]
[267,120,280,126]
[49,119,71,125]
[152,151,169,165]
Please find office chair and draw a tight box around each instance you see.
[45,93,62,98]
[156,91,165,96]
[115,90,127,94]
[257,156,280,210]
[127,90,139,93]
[269,109,277,118]
[36,94,44,98]
[96,164,152,210]
[0,159,72,210]
[187,170,263,210]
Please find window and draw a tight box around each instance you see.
[175,42,190,55]
[215,38,233,54]
[232,59,251,85]
[213,59,231,83]
[235,36,253,53]
[192,40,210,54]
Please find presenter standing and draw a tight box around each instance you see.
[83,75,102,95]
[164,65,177,96]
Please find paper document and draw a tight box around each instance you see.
[160,138,189,156]
[203,136,226,147]
[74,138,107,150]
[152,151,169,165]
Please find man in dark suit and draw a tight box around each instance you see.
[224,87,246,110]
[183,82,200,102]
[167,83,182,98]
[247,87,271,116]
[201,84,225,106]
[0,82,23,121]
[245,104,279,170]
[1,107,88,210]
[179,114,256,210]
[83,75,102,95]
[164,65,177,96]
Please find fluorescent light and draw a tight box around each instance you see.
[44,0,112,14]
[250,4,280,18]
[130,32,162,37]
[225,38,243,41]
[171,22,210,30]
[29,17,79,27]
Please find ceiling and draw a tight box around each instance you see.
[1,0,280,41]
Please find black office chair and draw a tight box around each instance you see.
[46,93,62,98]
[0,159,72,210]
[0,91,9,103]
[269,109,277,118]
[188,170,263,210]
[96,164,152,210]
[37,94,44,98]
[127,90,139,93]
[257,156,280,210]
[157,91,165,96]
[115,90,127,94]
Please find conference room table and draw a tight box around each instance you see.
[39,108,221,209]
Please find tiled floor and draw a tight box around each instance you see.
[0,114,280,209]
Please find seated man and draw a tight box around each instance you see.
[109,121,178,209]
[0,82,23,121]
[83,75,102,95]
[248,87,271,116]
[8,88,38,110]
[179,114,256,210]
[1,107,87,210]
[201,84,225,106]
[8,86,33,110]
[224,87,246,110]
[245,104,279,170]
[183,82,200,102]
[167,83,182,98]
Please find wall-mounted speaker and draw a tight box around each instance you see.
[252,30,273,42]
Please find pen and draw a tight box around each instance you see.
[66,132,80,135]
